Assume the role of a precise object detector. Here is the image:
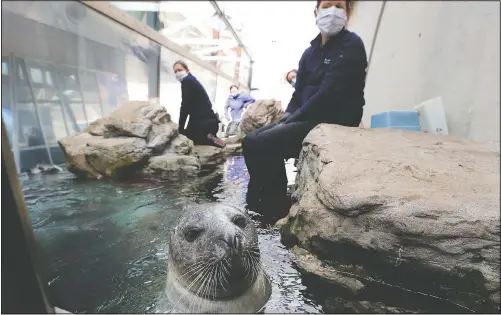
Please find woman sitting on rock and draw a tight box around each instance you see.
[242,0,367,219]
[224,85,255,137]
[173,60,225,148]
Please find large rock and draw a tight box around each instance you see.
[239,99,283,135]
[282,124,500,313]
[162,134,194,156]
[143,154,200,180]
[193,146,225,168]
[146,122,178,153]
[58,133,151,179]
[59,99,228,180]
[86,117,152,138]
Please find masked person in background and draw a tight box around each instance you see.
[173,60,226,148]
[285,69,298,88]
[242,0,367,221]
[224,85,255,137]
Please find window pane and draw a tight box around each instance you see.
[45,71,53,86]
[15,85,34,103]
[2,79,14,146]
[30,67,44,84]
[79,70,100,103]
[2,61,8,75]
[16,102,46,149]
[49,146,66,165]
[72,103,89,129]
[20,147,51,170]
[56,67,89,130]
[78,70,104,123]
[18,63,24,81]
[32,87,60,102]
[84,103,102,124]
[37,103,68,145]
[96,72,129,116]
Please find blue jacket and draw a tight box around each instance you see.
[286,29,367,126]
[179,73,218,130]
[224,93,255,123]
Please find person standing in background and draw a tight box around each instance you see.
[173,60,226,148]
[285,69,298,88]
[224,85,255,137]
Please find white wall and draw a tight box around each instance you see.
[348,1,500,142]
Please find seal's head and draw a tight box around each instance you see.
[168,203,263,301]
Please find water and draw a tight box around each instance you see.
[22,156,322,313]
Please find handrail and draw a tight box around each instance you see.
[80,1,249,90]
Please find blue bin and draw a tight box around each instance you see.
[371,110,421,131]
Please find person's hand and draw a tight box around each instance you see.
[284,109,303,124]
[277,112,291,124]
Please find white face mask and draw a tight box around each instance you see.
[291,77,297,87]
[231,91,239,96]
[175,70,188,82]
[315,6,347,37]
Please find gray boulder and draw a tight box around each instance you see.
[58,99,228,180]
[239,99,284,135]
[193,145,226,168]
[143,154,200,180]
[146,122,179,153]
[282,124,500,313]
[162,134,194,156]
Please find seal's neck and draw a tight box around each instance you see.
[165,262,272,313]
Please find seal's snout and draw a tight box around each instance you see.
[220,233,244,254]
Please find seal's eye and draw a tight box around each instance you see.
[232,215,247,229]
[184,228,203,242]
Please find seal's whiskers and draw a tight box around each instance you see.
[174,258,215,312]
[188,263,214,313]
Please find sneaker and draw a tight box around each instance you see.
[207,133,226,148]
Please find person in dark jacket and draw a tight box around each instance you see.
[285,69,298,88]
[224,85,255,137]
[173,60,225,148]
[242,0,367,220]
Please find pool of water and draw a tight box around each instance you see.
[22,156,322,313]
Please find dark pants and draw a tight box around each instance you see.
[242,121,318,218]
[184,118,219,145]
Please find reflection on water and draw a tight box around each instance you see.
[22,156,318,313]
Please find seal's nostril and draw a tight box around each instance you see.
[220,234,243,252]
[234,234,243,252]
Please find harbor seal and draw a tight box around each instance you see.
[165,203,271,313]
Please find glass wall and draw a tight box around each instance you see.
[109,1,160,25]
[156,1,251,85]
[1,1,250,172]
[1,1,156,171]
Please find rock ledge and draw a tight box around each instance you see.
[282,124,500,313]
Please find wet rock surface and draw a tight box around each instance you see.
[58,100,233,180]
[282,124,500,313]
